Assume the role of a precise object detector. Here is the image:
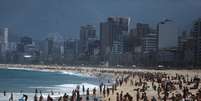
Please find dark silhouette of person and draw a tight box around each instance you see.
[39,94,43,101]
[47,94,53,101]
[9,92,13,101]
[35,89,38,94]
[23,94,28,101]
[82,85,85,94]
[63,93,68,101]
[34,94,38,101]
[3,90,6,96]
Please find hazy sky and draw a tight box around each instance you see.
[0,0,201,46]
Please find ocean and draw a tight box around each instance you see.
[0,67,110,93]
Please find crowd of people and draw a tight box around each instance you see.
[3,85,100,101]
[100,71,201,101]
[27,86,99,101]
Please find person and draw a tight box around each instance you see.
[157,86,161,98]
[34,94,38,101]
[120,91,123,101]
[51,90,54,95]
[112,85,114,95]
[93,87,96,96]
[40,90,42,95]
[58,96,62,101]
[103,87,106,97]
[63,93,68,101]
[23,94,28,101]
[107,87,110,96]
[39,94,43,101]
[163,84,168,101]
[129,95,133,101]
[171,93,176,101]
[71,90,76,101]
[9,92,13,101]
[76,89,80,101]
[151,96,157,101]
[136,89,140,101]
[82,85,85,94]
[143,92,148,101]
[86,88,90,101]
[94,97,98,101]
[179,80,183,89]
[87,88,90,96]
[99,83,103,94]
[79,97,83,101]
[35,89,38,94]
[47,95,53,101]
[3,90,6,96]
[116,93,120,101]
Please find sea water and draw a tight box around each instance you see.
[0,67,111,93]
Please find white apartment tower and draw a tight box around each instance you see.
[0,28,9,52]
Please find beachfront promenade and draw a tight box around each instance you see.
[1,64,201,101]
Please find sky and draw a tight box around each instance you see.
[0,0,201,47]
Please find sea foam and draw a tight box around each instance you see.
[29,83,98,95]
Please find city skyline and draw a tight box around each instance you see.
[0,0,201,47]
[0,16,200,67]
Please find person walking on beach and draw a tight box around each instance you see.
[3,90,6,96]
[143,92,148,101]
[136,89,140,101]
[112,85,114,95]
[99,83,103,94]
[82,85,85,94]
[151,96,157,101]
[157,85,161,98]
[86,88,90,101]
[171,93,176,101]
[93,96,98,101]
[58,96,62,101]
[47,95,53,101]
[71,90,76,101]
[120,91,123,101]
[63,93,68,101]
[93,87,96,96]
[39,94,43,101]
[116,93,120,101]
[35,89,38,94]
[34,94,38,101]
[51,90,54,95]
[40,90,42,95]
[23,94,28,101]
[103,87,106,97]
[107,87,110,97]
[9,92,13,101]
[76,89,80,101]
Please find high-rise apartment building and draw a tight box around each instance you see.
[0,28,8,52]
[80,25,96,55]
[192,18,201,66]
[100,16,130,58]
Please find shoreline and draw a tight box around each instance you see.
[1,64,201,101]
[1,64,201,76]
[1,64,201,81]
